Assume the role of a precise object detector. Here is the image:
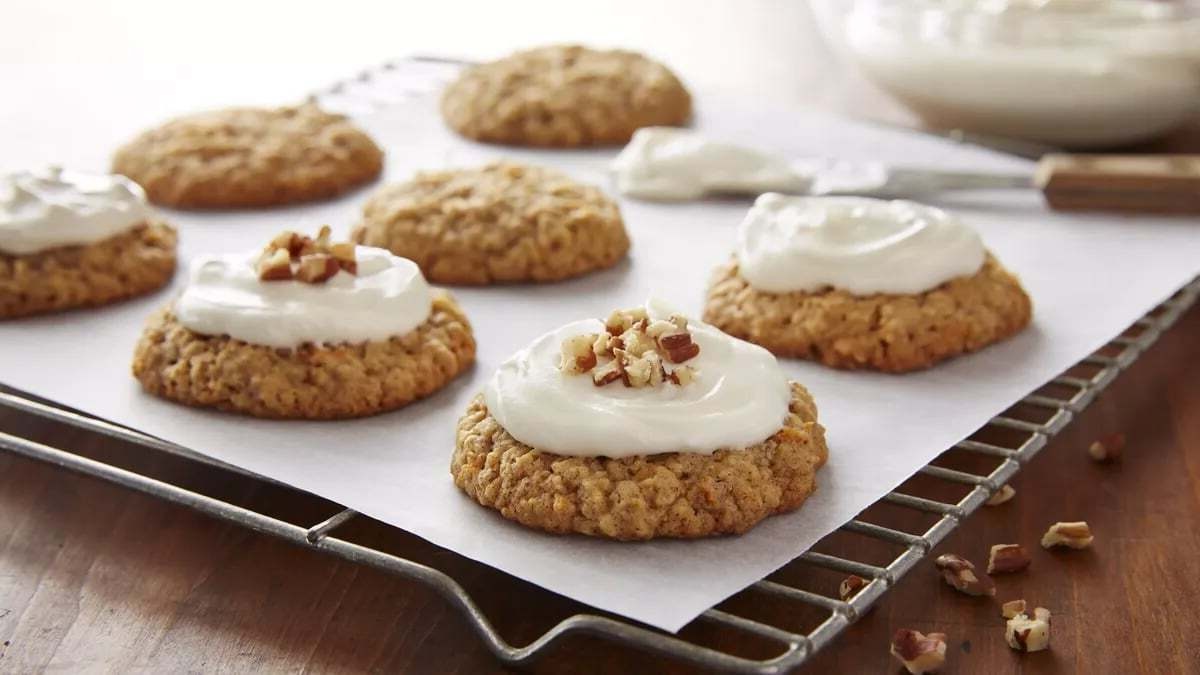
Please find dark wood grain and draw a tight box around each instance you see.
[1,302,1196,674]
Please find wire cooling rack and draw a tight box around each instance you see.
[2,58,1199,673]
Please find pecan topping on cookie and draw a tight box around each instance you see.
[256,225,358,283]
[559,307,701,388]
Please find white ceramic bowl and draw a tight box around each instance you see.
[810,0,1200,148]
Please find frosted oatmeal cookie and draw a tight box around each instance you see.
[441,45,692,147]
[703,195,1032,373]
[352,162,630,285]
[112,104,383,209]
[451,302,828,540]
[133,227,475,419]
[1,168,176,319]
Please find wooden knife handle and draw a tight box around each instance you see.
[1034,154,1200,214]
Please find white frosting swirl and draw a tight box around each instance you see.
[175,246,432,348]
[484,300,792,457]
[611,127,810,200]
[737,194,986,295]
[0,167,154,255]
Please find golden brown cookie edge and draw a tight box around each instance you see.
[450,382,828,540]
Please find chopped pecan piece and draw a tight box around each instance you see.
[890,629,947,674]
[329,242,358,274]
[256,247,294,281]
[839,575,867,601]
[1088,432,1125,462]
[1001,599,1026,619]
[934,553,995,596]
[258,226,357,284]
[623,352,655,388]
[592,360,622,386]
[559,334,599,375]
[565,306,701,388]
[665,341,701,364]
[668,365,697,386]
[1005,607,1051,652]
[605,307,648,335]
[1041,521,1094,549]
[295,254,340,283]
[985,484,1016,506]
[987,544,1031,575]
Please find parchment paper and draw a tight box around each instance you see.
[3,79,1198,632]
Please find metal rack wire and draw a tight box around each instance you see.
[2,57,1198,673]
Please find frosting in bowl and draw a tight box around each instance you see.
[611,127,810,200]
[483,301,792,457]
[175,246,432,348]
[736,194,985,295]
[0,167,154,255]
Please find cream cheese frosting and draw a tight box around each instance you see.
[0,167,154,255]
[483,300,792,457]
[611,127,810,200]
[175,246,432,348]
[736,194,985,295]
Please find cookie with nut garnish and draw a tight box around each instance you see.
[441,44,692,147]
[112,104,383,209]
[703,194,1032,373]
[451,301,828,540]
[352,162,630,285]
[132,226,475,419]
[1,167,176,319]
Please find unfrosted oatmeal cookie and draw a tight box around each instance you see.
[132,228,475,419]
[1,168,176,319]
[451,304,828,540]
[441,45,692,147]
[703,256,1032,373]
[352,162,630,285]
[112,104,383,208]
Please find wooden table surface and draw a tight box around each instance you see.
[3,3,1200,673]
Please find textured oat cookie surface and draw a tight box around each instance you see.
[352,162,630,285]
[451,383,828,540]
[132,293,475,419]
[441,45,692,147]
[703,255,1032,373]
[1,222,177,319]
[112,105,383,209]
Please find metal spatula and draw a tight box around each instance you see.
[777,154,1200,214]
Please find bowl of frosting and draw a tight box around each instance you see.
[810,0,1200,147]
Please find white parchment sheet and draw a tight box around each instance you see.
[3,89,1199,632]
